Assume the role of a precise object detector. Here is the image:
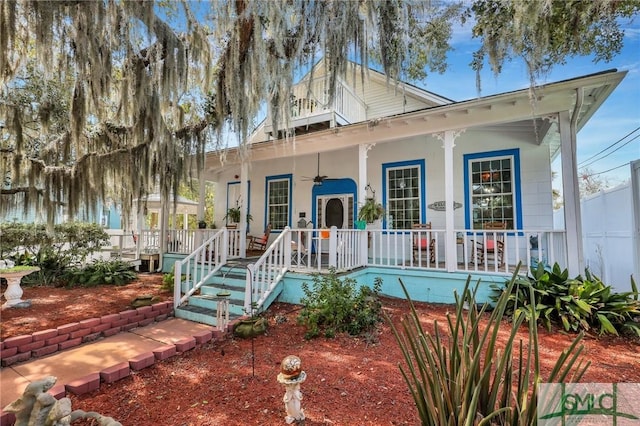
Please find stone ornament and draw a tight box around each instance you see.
[3,376,122,426]
[0,263,39,309]
[277,355,306,424]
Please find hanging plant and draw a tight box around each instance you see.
[358,198,385,224]
[224,207,252,224]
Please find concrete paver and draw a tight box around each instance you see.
[0,318,216,409]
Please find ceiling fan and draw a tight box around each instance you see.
[302,153,328,184]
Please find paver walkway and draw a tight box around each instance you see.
[0,318,217,418]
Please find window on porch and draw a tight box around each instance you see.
[464,149,521,230]
[382,159,426,229]
[266,174,292,231]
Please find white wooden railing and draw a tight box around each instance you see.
[264,76,367,133]
[366,228,566,274]
[168,225,567,314]
[288,227,368,273]
[245,228,291,315]
[173,229,228,309]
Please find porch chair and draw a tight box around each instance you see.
[290,240,309,266]
[473,221,507,266]
[247,224,272,252]
[412,223,436,265]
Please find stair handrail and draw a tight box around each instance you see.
[244,227,292,315]
[174,228,228,309]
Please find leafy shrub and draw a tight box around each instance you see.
[161,272,176,292]
[492,263,640,336]
[389,268,589,425]
[297,269,383,339]
[62,259,137,287]
[2,222,110,286]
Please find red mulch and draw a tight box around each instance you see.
[2,274,639,425]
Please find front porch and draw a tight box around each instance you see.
[146,226,563,276]
[135,226,563,327]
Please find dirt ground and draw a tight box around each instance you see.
[2,274,639,425]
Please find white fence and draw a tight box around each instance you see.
[554,169,640,292]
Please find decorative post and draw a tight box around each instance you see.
[216,291,230,332]
[277,355,306,424]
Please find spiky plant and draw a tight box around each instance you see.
[388,266,590,425]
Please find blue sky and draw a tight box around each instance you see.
[421,17,640,188]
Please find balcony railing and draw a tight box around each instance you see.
[264,76,367,134]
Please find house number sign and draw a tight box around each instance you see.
[428,201,462,211]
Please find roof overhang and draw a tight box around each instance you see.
[204,69,626,173]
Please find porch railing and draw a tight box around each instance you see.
[167,226,566,314]
[245,227,291,315]
[173,229,228,309]
[365,228,566,274]
[288,226,368,273]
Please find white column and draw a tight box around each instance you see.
[358,145,368,206]
[559,110,584,276]
[442,131,457,272]
[240,160,249,257]
[198,178,206,221]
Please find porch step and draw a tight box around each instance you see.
[174,263,249,326]
[174,305,242,327]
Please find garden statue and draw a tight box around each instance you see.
[277,355,306,424]
[3,376,121,426]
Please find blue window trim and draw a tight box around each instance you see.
[226,181,251,232]
[463,148,522,232]
[382,159,426,230]
[265,174,292,233]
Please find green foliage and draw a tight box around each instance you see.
[2,222,111,286]
[469,0,640,90]
[389,268,589,425]
[61,259,137,287]
[161,272,176,292]
[357,198,385,224]
[297,269,383,340]
[492,263,640,336]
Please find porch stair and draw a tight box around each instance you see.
[174,264,248,327]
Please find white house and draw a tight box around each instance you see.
[151,62,627,323]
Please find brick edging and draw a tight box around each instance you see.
[0,325,229,426]
[0,301,175,367]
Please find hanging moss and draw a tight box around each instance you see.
[1,0,636,226]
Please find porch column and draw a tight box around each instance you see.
[358,144,374,205]
[559,109,584,276]
[442,131,458,272]
[239,159,249,257]
[197,178,206,221]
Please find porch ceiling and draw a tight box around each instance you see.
[203,69,626,172]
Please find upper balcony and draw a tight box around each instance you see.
[264,76,367,136]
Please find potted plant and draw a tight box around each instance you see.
[198,219,207,229]
[358,198,385,224]
[224,207,252,225]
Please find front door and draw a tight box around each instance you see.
[316,195,354,229]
